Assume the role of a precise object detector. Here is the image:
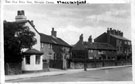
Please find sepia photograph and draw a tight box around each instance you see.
[2,0,133,83]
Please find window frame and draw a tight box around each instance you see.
[25,56,30,64]
[35,55,40,64]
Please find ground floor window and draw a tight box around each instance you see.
[25,56,30,64]
[88,56,93,59]
[36,55,40,64]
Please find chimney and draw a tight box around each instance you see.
[15,10,27,21]
[119,31,123,37]
[51,28,57,37]
[110,28,113,34]
[31,20,35,27]
[116,30,119,35]
[118,30,120,36]
[107,28,110,34]
[79,34,83,42]
[114,29,116,35]
[88,35,92,43]
[121,32,123,37]
[112,29,115,35]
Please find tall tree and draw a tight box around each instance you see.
[4,21,37,63]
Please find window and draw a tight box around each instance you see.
[98,50,103,54]
[125,41,127,44]
[26,56,30,64]
[128,42,131,45]
[88,56,93,59]
[48,44,52,49]
[36,55,40,64]
[89,50,93,53]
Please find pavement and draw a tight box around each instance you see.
[5,65,132,81]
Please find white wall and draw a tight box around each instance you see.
[22,22,43,71]
[25,22,40,51]
[22,55,43,71]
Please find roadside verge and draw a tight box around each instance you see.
[5,65,132,81]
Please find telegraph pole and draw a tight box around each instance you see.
[84,51,87,71]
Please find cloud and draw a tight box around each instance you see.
[57,25,106,44]
[3,4,131,44]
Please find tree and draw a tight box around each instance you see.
[4,21,37,63]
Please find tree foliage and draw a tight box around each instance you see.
[4,21,37,63]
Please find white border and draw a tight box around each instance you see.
[1,0,134,84]
[1,0,5,84]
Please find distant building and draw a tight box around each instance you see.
[71,34,116,69]
[94,28,132,60]
[40,28,71,69]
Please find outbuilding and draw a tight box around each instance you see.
[22,48,43,71]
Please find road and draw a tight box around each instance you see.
[8,67,132,82]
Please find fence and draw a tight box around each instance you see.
[70,59,132,69]
[49,60,63,69]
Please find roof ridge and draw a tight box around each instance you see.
[110,34,130,41]
[40,32,70,47]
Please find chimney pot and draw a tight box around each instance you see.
[88,35,92,42]
[107,28,110,34]
[15,10,27,21]
[51,28,57,37]
[121,32,123,36]
[79,34,83,42]
[112,29,115,35]
[110,28,113,34]
[114,29,116,35]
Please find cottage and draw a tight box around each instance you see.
[40,28,71,70]
[15,10,43,71]
[71,34,116,69]
[4,10,43,74]
[22,48,43,71]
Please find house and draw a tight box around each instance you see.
[71,34,116,69]
[40,28,71,70]
[94,28,132,61]
[4,10,43,74]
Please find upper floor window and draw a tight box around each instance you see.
[128,42,131,45]
[125,41,127,44]
[48,44,52,49]
[89,50,93,53]
[119,40,122,44]
[98,50,103,54]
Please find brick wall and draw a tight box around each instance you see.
[70,60,131,69]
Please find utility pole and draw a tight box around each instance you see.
[84,51,87,71]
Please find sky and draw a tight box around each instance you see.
[3,4,131,45]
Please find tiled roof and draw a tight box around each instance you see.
[72,41,86,50]
[40,33,71,47]
[72,41,116,51]
[5,20,40,34]
[23,48,43,55]
[110,34,129,41]
[86,42,116,50]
